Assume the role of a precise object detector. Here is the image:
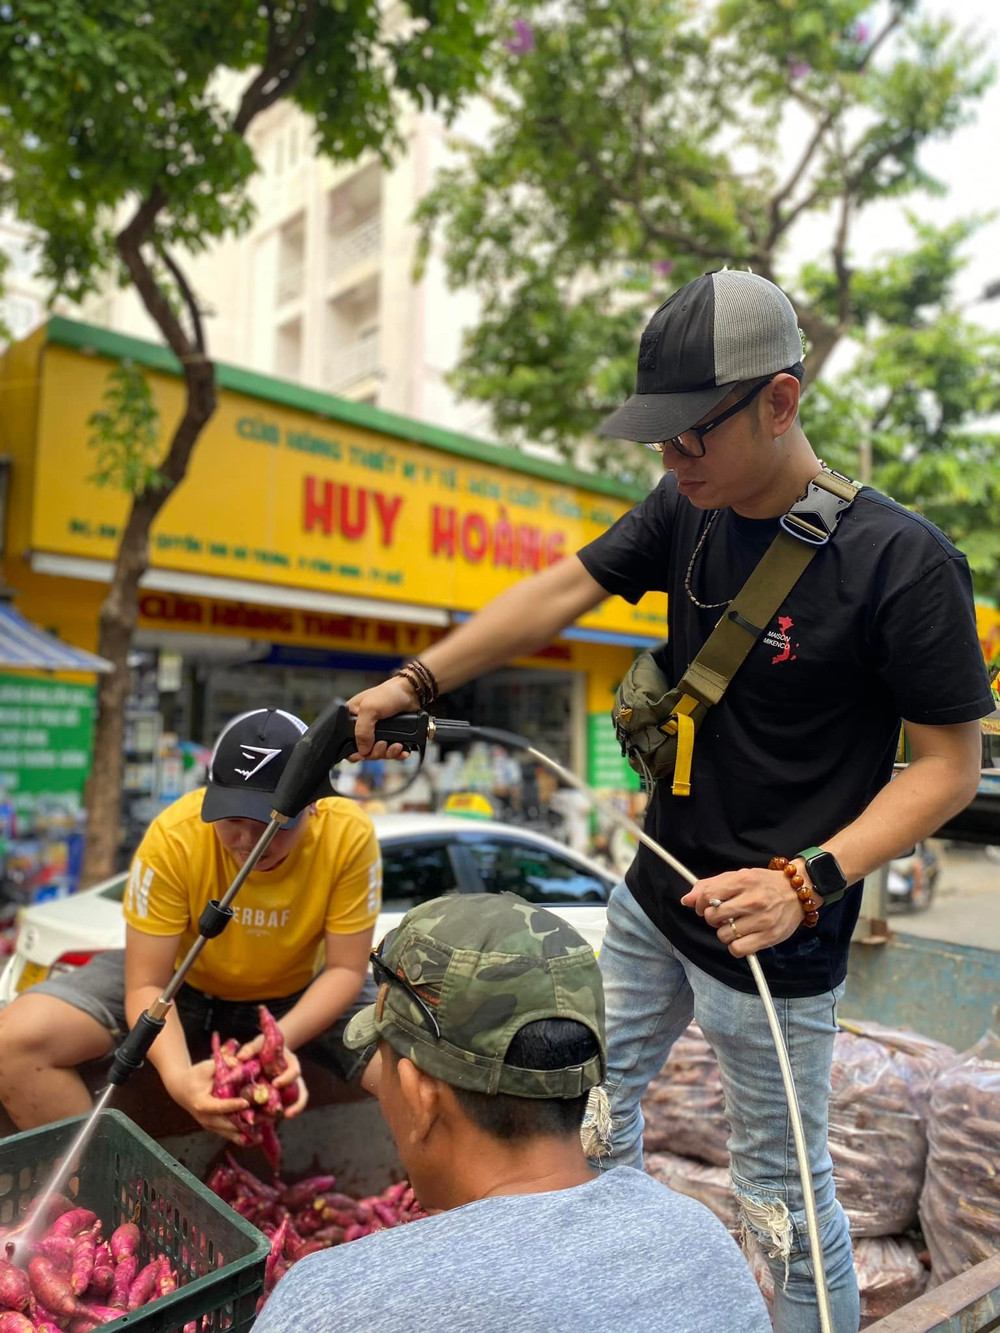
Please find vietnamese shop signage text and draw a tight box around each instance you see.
[301,476,566,570]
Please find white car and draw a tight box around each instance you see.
[0,814,614,1005]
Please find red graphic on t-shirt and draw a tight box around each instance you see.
[771,615,798,665]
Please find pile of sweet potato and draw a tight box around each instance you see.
[0,1207,175,1331]
[211,1006,298,1172]
[205,1156,426,1309]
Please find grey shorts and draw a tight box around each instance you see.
[31,949,377,1083]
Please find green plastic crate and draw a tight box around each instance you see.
[0,1109,270,1332]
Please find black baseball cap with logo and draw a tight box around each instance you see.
[200,708,308,827]
[598,269,806,443]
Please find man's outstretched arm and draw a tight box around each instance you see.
[350,556,609,756]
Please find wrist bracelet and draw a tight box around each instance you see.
[769,856,820,928]
[392,660,439,710]
[392,666,425,708]
[408,658,440,704]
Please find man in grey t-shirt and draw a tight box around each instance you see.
[253,893,770,1333]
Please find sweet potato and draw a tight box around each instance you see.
[279,1176,336,1211]
[264,1216,289,1292]
[247,1079,282,1118]
[0,1259,34,1315]
[28,1256,88,1318]
[259,1120,283,1175]
[343,1223,375,1242]
[82,1303,129,1323]
[226,1156,280,1202]
[108,1223,139,1265]
[0,1313,36,1332]
[211,1031,237,1095]
[127,1260,159,1311]
[47,1210,97,1241]
[258,1006,287,1080]
[33,1235,75,1271]
[69,1226,98,1296]
[35,1321,63,1333]
[154,1255,177,1298]
[108,1253,136,1310]
[88,1244,114,1299]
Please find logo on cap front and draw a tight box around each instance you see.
[233,745,282,781]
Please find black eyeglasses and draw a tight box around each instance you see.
[646,376,777,458]
[370,930,442,1039]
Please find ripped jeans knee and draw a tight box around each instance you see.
[733,1177,795,1290]
[730,1178,853,1290]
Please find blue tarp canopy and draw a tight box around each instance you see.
[0,601,113,673]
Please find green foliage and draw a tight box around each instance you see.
[0,0,495,303]
[419,0,993,478]
[801,223,1000,599]
[87,361,163,495]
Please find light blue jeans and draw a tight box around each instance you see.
[592,882,859,1333]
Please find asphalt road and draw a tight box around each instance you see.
[888,843,1000,950]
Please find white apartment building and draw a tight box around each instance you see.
[0,213,69,346]
[82,96,493,437]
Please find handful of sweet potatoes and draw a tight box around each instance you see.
[211,1005,299,1172]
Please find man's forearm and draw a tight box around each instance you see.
[125,984,193,1087]
[416,558,607,694]
[818,753,978,888]
[277,967,366,1051]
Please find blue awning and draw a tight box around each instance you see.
[0,602,113,673]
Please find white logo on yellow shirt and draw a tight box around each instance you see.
[367,859,382,916]
[127,860,154,918]
[235,906,292,935]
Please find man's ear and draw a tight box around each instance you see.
[397,1057,441,1144]
[767,373,801,438]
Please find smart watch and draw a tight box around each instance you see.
[797,846,848,904]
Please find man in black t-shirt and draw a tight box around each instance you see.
[349,270,991,1333]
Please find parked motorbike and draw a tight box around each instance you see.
[887,842,940,912]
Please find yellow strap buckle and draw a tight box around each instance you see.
[660,694,699,797]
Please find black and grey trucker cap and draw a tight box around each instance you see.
[201,708,308,826]
[598,270,805,443]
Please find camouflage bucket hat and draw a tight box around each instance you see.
[345,892,606,1098]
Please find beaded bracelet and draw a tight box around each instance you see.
[769,856,821,928]
[392,659,440,710]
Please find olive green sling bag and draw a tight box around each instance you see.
[612,468,860,797]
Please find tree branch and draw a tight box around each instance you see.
[832,184,852,331]
[765,3,907,250]
[234,0,320,134]
[116,189,196,365]
[158,245,206,354]
[613,5,648,203]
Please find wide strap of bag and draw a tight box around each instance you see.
[678,468,860,709]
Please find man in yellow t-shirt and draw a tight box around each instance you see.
[0,708,382,1138]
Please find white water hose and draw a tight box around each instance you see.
[521,744,833,1333]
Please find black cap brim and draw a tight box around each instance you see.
[200,784,303,828]
[597,383,733,443]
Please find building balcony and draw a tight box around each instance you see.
[328,216,382,280]
[276,262,305,306]
[326,333,381,391]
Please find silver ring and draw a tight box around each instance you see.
[708,898,722,908]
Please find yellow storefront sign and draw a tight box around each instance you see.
[30,342,667,642]
[978,604,1000,668]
